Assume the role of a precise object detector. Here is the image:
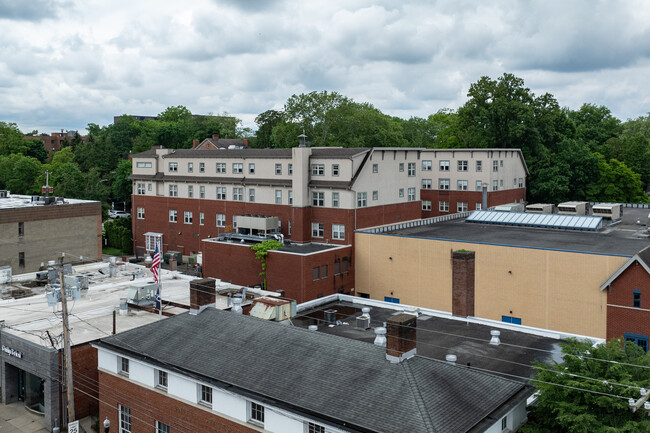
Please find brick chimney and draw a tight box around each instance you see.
[212,134,220,141]
[385,313,417,363]
[242,139,249,148]
[192,139,200,148]
[452,250,475,317]
[189,278,216,315]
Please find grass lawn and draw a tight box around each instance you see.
[102,247,125,256]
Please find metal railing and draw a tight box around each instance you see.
[359,211,471,234]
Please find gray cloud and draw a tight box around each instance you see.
[0,0,63,21]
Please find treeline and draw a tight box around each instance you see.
[1,73,649,206]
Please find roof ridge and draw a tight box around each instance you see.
[402,361,438,433]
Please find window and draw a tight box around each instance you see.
[275,190,282,204]
[148,183,152,191]
[312,223,324,238]
[199,212,205,226]
[249,188,255,202]
[233,163,243,174]
[137,207,144,219]
[332,164,339,176]
[188,186,193,198]
[332,192,339,207]
[288,163,293,175]
[18,222,24,237]
[199,186,205,199]
[145,234,162,253]
[476,181,483,191]
[492,180,498,191]
[288,191,293,205]
[136,183,145,194]
[399,188,404,198]
[514,178,517,187]
[288,220,291,235]
[439,201,449,212]
[407,162,416,176]
[313,267,319,281]
[199,162,205,173]
[457,160,468,171]
[216,214,225,227]
[156,421,170,433]
[372,163,379,173]
[407,187,416,201]
[476,160,482,172]
[275,163,282,175]
[312,192,324,206]
[439,160,450,171]
[493,160,499,172]
[156,370,168,389]
[18,252,25,268]
[457,202,468,212]
[422,200,431,211]
[136,161,152,168]
[188,162,193,173]
[502,315,522,325]
[119,357,129,375]
[217,187,226,200]
[233,187,243,201]
[311,164,325,175]
[199,384,212,406]
[457,180,468,191]
[184,211,193,224]
[519,178,524,188]
[334,260,341,275]
[169,185,178,197]
[168,162,178,172]
[501,416,507,431]
[500,160,504,167]
[249,163,255,174]
[307,422,326,433]
[216,162,226,173]
[372,190,378,201]
[633,290,641,308]
[476,203,482,210]
[342,257,349,273]
[439,179,450,190]
[422,160,432,171]
[332,224,345,240]
[500,179,504,187]
[399,162,404,172]
[169,210,177,223]
[233,215,238,228]
[119,405,131,433]
[625,333,648,352]
[320,265,328,279]
[357,192,367,207]
[422,179,432,189]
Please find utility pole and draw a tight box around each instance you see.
[59,255,75,423]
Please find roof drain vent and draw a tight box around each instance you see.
[490,330,501,346]
[308,325,318,331]
[374,327,387,347]
[445,354,457,364]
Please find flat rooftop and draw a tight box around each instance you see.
[203,238,348,255]
[380,208,650,256]
[0,194,97,210]
[294,296,566,381]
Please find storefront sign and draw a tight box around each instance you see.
[1,344,23,359]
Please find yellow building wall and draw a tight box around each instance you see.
[355,232,628,338]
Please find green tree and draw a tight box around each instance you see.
[112,159,133,203]
[23,139,48,162]
[0,154,42,194]
[569,104,622,151]
[51,162,85,198]
[255,109,284,147]
[250,239,284,289]
[587,154,649,203]
[103,217,133,254]
[325,101,407,148]
[0,122,25,155]
[522,338,650,433]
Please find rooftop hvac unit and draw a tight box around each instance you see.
[356,316,370,329]
[0,190,8,198]
[36,271,48,280]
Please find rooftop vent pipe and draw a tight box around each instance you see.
[232,296,243,314]
[490,330,501,345]
[374,327,387,347]
[308,325,318,331]
[445,354,457,364]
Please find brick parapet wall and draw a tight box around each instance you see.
[452,250,476,317]
[0,202,101,224]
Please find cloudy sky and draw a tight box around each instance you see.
[1,0,650,135]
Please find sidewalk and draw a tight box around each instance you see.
[0,402,48,433]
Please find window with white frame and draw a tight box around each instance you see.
[137,207,144,219]
[407,187,416,201]
[332,224,345,240]
[422,200,432,211]
[288,163,293,175]
[476,180,483,191]
[407,162,416,176]
[457,160,468,171]
[136,183,145,194]
[492,180,498,191]
[233,188,243,201]
[372,190,378,200]
[184,211,192,224]
[216,214,225,227]
[169,185,178,197]
[275,190,282,204]
[168,162,178,172]
[217,187,226,200]
[500,160,504,167]
[357,192,367,207]
[422,160,432,171]
[457,180,468,191]
[199,186,205,198]
[169,210,177,223]
[372,163,379,173]
[216,162,226,173]
[311,164,325,175]
[312,191,324,206]
[288,220,291,235]
[519,178,524,187]
[439,179,450,190]
[232,216,238,228]
[476,160,482,172]
[119,405,131,433]
[332,164,339,176]
[457,202,468,212]
[493,160,498,172]
[422,179,432,189]
[136,161,152,168]
[156,370,168,389]
[156,421,170,433]
[249,402,265,426]
[439,201,449,212]
[119,357,129,375]
[188,185,193,198]
[249,163,255,174]
[439,160,450,171]
[249,188,255,202]
[332,192,339,207]
[513,178,517,187]
[288,191,293,205]
[399,188,404,198]
[312,223,324,238]
[188,162,193,173]
[476,203,482,210]
[232,163,243,174]
[199,162,205,173]
[275,163,282,175]
[145,234,162,253]
[199,384,212,406]
[307,422,326,433]
[500,179,503,187]
[399,162,404,172]
[199,212,204,226]
[148,183,152,191]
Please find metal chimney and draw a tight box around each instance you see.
[374,327,387,347]
[489,330,501,345]
[232,296,243,314]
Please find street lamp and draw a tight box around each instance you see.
[104,417,110,433]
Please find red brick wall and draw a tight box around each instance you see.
[202,241,263,287]
[452,250,475,317]
[99,371,258,433]
[70,344,99,419]
[606,262,650,340]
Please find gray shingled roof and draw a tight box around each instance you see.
[97,309,529,433]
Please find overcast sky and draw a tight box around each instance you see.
[2,0,650,135]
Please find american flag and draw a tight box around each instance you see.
[152,244,161,283]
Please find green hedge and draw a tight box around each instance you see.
[104,218,133,254]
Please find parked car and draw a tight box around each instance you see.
[109,210,130,218]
